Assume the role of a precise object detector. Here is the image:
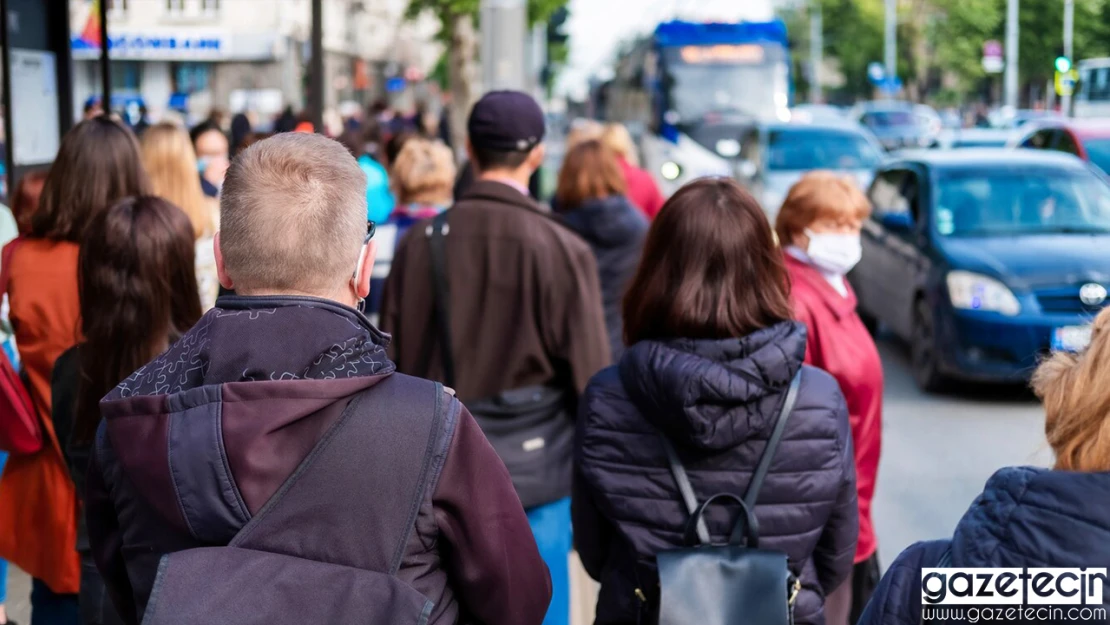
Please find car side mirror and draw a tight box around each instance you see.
[879,211,914,232]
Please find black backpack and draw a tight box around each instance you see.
[654,370,803,625]
[112,375,446,625]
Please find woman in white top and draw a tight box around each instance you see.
[140,122,221,310]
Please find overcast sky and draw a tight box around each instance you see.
[557,0,777,99]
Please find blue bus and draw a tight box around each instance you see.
[603,19,793,194]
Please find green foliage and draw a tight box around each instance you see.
[803,0,1110,102]
[405,0,568,35]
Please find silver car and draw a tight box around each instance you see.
[735,121,886,220]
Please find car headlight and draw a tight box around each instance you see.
[946,271,1021,316]
[660,161,682,181]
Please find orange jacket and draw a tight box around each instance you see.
[0,239,81,593]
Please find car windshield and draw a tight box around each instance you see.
[953,139,1008,148]
[935,168,1110,237]
[1082,138,1110,173]
[767,129,882,171]
[861,111,914,127]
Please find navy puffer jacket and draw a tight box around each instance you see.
[559,195,648,361]
[858,467,1110,625]
[573,320,859,625]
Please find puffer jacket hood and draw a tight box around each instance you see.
[619,321,807,451]
[951,466,1110,568]
[99,296,395,542]
[559,195,648,249]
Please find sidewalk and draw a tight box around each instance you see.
[5,566,30,624]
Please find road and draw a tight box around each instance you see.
[3,337,1051,623]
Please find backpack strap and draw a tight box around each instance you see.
[418,211,456,387]
[231,374,455,575]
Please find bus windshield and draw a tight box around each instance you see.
[661,45,786,122]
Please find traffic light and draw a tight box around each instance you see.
[1055,55,1072,73]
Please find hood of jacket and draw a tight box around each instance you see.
[99,296,395,544]
[617,320,807,452]
[559,195,648,249]
[951,466,1110,568]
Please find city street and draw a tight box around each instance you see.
[4,335,1052,624]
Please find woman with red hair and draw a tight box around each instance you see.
[775,171,884,625]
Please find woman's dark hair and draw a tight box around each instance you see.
[623,178,793,344]
[32,116,150,242]
[73,196,203,443]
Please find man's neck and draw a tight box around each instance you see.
[479,170,532,195]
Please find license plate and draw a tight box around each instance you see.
[1052,326,1092,352]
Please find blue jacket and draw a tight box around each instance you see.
[858,467,1110,625]
[573,321,859,625]
[359,154,395,224]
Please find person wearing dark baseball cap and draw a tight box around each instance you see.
[381,91,610,625]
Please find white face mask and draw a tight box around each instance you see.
[805,229,862,275]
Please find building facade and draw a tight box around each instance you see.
[70,0,440,125]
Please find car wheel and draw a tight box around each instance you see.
[911,299,948,393]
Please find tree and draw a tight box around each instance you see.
[405,0,569,155]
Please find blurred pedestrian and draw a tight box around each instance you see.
[858,306,1110,625]
[365,137,455,320]
[0,115,150,625]
[554,140,647,361]
[574,177,858,625]
[775,171,883,625]
[0,176,25,625]
[10,170,47,235]
[52,196,201,625]
[601,123,665,219]
[382,91,610,625]
[140,122,221,310]
[229,112,252,155]
[85,133,549,625]
[189,120,229,199]
[340,122,395,225]
[274,106,297,134]
[565,119,604,151]
[83,97,103,120]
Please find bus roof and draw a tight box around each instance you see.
[654,19,788,47]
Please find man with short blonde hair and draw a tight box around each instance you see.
[217,133,367,298]
[87,133,551,625]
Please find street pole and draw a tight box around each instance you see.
[481,0,528,92]
[809,1,822,104]
[1062,0,1074,115]
[99,0,111,112]
[883,0,896,99]
[309,0,324,133]
[1004,0,1019,109]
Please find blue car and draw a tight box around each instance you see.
[850,149,1110,391]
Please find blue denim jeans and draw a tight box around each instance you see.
[526,497,572,625]
[0,450,6,605]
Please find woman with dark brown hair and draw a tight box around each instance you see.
[573,178,858,625]
[554,140,647,360]
[51,196,201,625]
[0,115,149,624]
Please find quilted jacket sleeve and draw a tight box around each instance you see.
[857,540,951,625]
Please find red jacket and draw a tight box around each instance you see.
[618,157,666,220]
[785,253,882,563]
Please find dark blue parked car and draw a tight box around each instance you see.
[850,149,1110,391]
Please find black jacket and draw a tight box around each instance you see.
[573,321,859,625]
[558,195,648,361]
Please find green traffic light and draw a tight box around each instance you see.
[1055,56,1072,73]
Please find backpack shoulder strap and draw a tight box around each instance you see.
[231,374,455,575]
[743,369,802,509]
[418,211,455,387]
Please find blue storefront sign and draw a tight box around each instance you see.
[71,33,225,60]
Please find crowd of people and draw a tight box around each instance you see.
[0,87,1105,625]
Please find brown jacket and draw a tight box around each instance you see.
[381,180,610,402]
